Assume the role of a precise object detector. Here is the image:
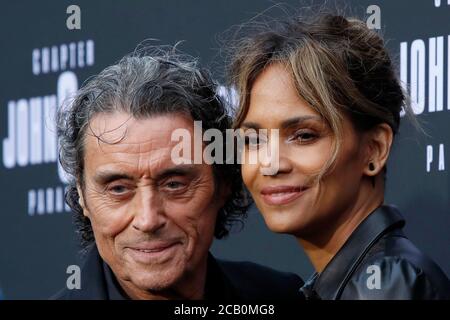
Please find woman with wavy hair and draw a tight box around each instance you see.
[228,12,450,299]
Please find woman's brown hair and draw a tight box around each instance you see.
[227,11,416,180]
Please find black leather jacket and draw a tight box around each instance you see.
[300,205,450,299]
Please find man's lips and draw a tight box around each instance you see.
[126,240,183,263]
[260,185,308,206]
[127,240,182,253]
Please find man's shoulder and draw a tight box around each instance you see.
[49,246,107,300]
[216,259,304,300]
[50,287,76,300]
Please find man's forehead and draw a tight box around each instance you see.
[83,111,197,171]
[85,111,194,148]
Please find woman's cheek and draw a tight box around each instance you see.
[289,141,332,174]
[241,162,258,191]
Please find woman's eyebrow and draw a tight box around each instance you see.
[240,121,261,130]
[241,115,322,130]
[280,116,322,129]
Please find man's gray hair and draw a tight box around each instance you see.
[57,45,250,250]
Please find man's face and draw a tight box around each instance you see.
[79,112,224,298]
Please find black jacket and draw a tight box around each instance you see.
[53,245,304,300]
[300,205,450,300]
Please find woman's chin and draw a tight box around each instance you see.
[261,210,307,235]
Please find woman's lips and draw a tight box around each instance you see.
[260,185,307,206]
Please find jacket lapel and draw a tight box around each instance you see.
[311,205,405,299]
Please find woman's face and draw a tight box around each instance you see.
[240,63,370,238]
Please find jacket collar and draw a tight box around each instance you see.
[306,204,405,300]
[63,244,108,299]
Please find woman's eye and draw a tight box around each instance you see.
[244,136,259,145]
[293,131,318,143]
[244,135,267,147]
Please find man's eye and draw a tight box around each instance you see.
[108,185,129,194]
[165,181,185,189]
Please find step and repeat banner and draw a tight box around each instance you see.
[0,0,449,299]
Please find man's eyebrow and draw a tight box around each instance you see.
[241,115,322,130]
[154,165,197,181]
[94,171,135,184]
[93,165,198,184]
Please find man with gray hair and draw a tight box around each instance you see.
[53,46,303,300]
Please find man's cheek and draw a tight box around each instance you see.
[167,211,202,248]
[170,211,200,238]
[87,189,125,211]
[181,204,217,239]
[186,189,217,215]
[89,205,131,237]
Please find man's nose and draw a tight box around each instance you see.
[132,188,166,233]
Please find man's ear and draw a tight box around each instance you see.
[363,123,394,177]
[76,184,90,217]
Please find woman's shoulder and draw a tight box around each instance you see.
[342,233,450,299]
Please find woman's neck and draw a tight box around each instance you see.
[298,183,384,273]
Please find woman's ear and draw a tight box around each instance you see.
[363,123,394,177]
[76,184,90,217]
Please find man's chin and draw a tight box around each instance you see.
[129,263,186,293]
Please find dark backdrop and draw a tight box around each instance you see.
[0,0,448,299]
